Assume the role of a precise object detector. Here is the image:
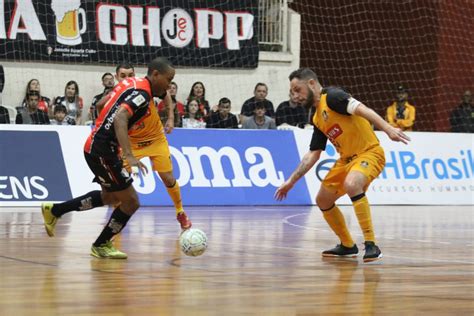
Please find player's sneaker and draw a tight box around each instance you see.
[177,211,192,230]
[363,241,383,262]
[90,240,128,259]
[41,202,58,237]
[322,244,359,258]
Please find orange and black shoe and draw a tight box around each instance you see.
[177,211,192,230]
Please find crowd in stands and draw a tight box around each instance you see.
[0,71,472,133]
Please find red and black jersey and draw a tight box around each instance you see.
[84,77,153,157]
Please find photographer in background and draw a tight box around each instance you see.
[386,85,416,131]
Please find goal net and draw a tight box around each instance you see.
[289,0,473,132]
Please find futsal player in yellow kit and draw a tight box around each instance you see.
[275,68,410,262]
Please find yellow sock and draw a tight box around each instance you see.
[352,194,375,243]
[166,181,184,215]
[322,205,355,247]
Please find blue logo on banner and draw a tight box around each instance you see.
[0,131,72,201]
[134,129,311,206]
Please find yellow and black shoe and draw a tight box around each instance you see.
[41,202,58,237]
[91,240,128,259]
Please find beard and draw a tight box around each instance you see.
[304,86,315,108]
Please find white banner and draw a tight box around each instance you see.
[0,125,472,206]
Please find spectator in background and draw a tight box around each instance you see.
[206,97,238,129]
[157,84,182,128]
[450,90,473,133]
[242,101,276,130]
[16,91,50,124]
[187,81,210,117]
[50,105,75,125]
[386,85,415,131]
[53,80,84,124]
[0,105,9,124]
[182,98,206,128]
[19,79,51,114]
[275,91,309,128]
[240,83,275,121]
[90,72,115,124]
[95,63,135,117]
[158,81,185,117]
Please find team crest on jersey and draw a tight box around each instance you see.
[322,110,328,121]
[326,124,343,140]
[132,94,146,107]
[360,161,369,168]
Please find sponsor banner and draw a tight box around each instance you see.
[0,1,259,68]
[1,126,472,206]
[134,129,311,206]
[294,129,474,205]
[0,129,72,205]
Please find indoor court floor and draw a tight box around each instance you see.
[0,205,473,315]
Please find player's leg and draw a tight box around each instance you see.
[317,161,358,257]
[41,153,121,237]
[148,140,192,230]
[344,149,385,262]
[91,185,140,259]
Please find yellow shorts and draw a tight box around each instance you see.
[124,139,173,173]
[322,146,385,195]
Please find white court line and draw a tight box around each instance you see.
[282,213,474,265]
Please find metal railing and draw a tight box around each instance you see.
[258,0,288,52]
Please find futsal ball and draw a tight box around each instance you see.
[179,228,208,257]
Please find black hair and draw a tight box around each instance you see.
[102,72,113,80]
[147,57,172,76]
[27,91,40,99]
[254,101,266,110]
[254,82,268,92]
[219,97,231,105]
[289,68,318,82]
[54,105,67,114]
[115,62,134,74]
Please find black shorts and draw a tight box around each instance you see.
[84,152,133,192]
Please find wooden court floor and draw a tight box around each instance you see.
[0,205,473,315]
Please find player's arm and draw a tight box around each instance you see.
[274,127,326,201]
[113,106,147,174]
[354,103,410,144]
[326,88,410,144]
[162,92,174,134]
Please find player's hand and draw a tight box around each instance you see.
[387,127,410,144]
[126,155,148,176]
[164,117,174,134]
[274,180,294,201]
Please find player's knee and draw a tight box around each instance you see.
[343,178,362,196]
[159,172,176,187]
[316,194,330,210]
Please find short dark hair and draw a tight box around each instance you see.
[54,105,67,114]
[102,72,113,80]
[219,97,231,105]
[254,82,268,92]
[147,57,172,76]
[171,81,178,88]
[115,62,134,74]
[289,68,318,82]
[254,101,266,110]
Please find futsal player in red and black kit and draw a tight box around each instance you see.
[41,57,175,259]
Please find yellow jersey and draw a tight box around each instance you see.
[311,87,380,159]
[128,97,166,146]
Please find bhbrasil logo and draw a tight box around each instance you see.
[314,143,473,181]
